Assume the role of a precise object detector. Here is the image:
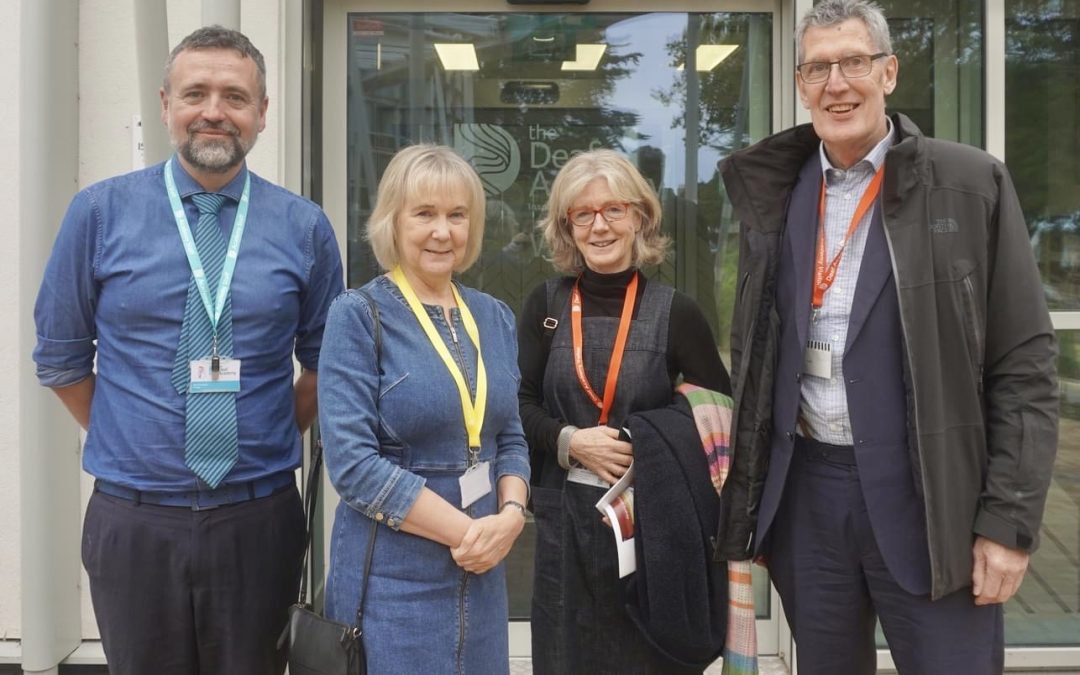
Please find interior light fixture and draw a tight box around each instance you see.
[676,44,739,71]
[561,43,607,71]
[434,43,480,71]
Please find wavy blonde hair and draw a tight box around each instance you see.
[366,144,486,273]
[539,149,668,274]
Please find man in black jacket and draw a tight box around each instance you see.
[719,0,1058,672]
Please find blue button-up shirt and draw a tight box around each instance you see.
[33,160,344,491]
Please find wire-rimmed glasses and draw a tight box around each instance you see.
[796,52,888,84]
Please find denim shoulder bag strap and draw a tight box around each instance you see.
[281,289,382,675]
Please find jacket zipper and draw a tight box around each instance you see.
[446,308,473,673]
[456,570,469,673]
[446,312,473,397]
[734,268,764,557]
[881,218,939,596]
[733,270,754,387]
[962,275,984,394]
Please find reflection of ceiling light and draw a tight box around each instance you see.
[562,44,607,71]
[676,44,739,71]
[434,44,479,71]
[532,35,556,43]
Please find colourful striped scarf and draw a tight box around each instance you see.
[677,383,759,675]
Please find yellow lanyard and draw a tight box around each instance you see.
[391,267,487,455]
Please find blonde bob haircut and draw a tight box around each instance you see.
[366,144,486,273]
[540,149,668,274]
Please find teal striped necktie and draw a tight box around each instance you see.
[170,192,238,488]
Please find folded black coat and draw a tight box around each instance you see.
[624,395,728,670]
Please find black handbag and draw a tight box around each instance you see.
[280,289,382,675]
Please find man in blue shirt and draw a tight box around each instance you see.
[33,26,343,675]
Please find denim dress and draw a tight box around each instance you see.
[318,275,530,675]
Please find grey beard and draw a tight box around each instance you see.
[176,133,255,174]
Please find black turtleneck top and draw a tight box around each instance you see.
[517,267,731,460]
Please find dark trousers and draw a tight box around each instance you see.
[768,440,1004,675]
[82,484,306,675]
[531,482,700,675]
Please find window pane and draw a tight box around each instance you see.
[876,0,984,146]
[1005,0,1080,644]
[1004,330,1080,644]
[1006,2,1080,310]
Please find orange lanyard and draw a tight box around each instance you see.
[570,272,639,425]
[812,164,886,310]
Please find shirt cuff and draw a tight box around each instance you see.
[36,364,93,389]
[557,425,578,470]
[34,336,96,387]
[348,466,426,531]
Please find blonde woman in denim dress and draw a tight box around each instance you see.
[318,145,530,674]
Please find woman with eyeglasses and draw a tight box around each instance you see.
[517,149,731,674]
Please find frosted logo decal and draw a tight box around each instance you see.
[454,123,521,196]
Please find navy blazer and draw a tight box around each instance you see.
[756,154,931,595]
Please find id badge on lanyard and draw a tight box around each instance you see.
[390,267,490,509]
[164,157,251,395]
[570,272,639,426]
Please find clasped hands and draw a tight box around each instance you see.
[568,425,633,485]
[450,508,525,575]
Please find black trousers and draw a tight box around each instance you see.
[82,484,305,675]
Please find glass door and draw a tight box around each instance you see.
[321,0,782,658]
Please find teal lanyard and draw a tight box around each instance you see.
[164,157,251,344]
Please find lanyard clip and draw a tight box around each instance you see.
[467,446,480,467]
[210,335,220,378]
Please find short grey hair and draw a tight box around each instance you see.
[795,0,893,63]
[164,25,267,98]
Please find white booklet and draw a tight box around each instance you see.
[595,461,636,578]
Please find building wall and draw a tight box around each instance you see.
[9,0,82,668]
[0,0,23,643]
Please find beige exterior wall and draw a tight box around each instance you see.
[0,0,23,644]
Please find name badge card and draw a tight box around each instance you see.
[803,340,832,379]
[459,460,492,508]
[189,358,241,393]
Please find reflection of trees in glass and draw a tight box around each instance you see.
[654,14,753,155]
[700,173,740,355]
[876,0,983,143]
[1005,2,1076,61]
[450,14,645,313]
[344,12,647,308]
[1004,7,1079,310]
[651,14,773,349]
